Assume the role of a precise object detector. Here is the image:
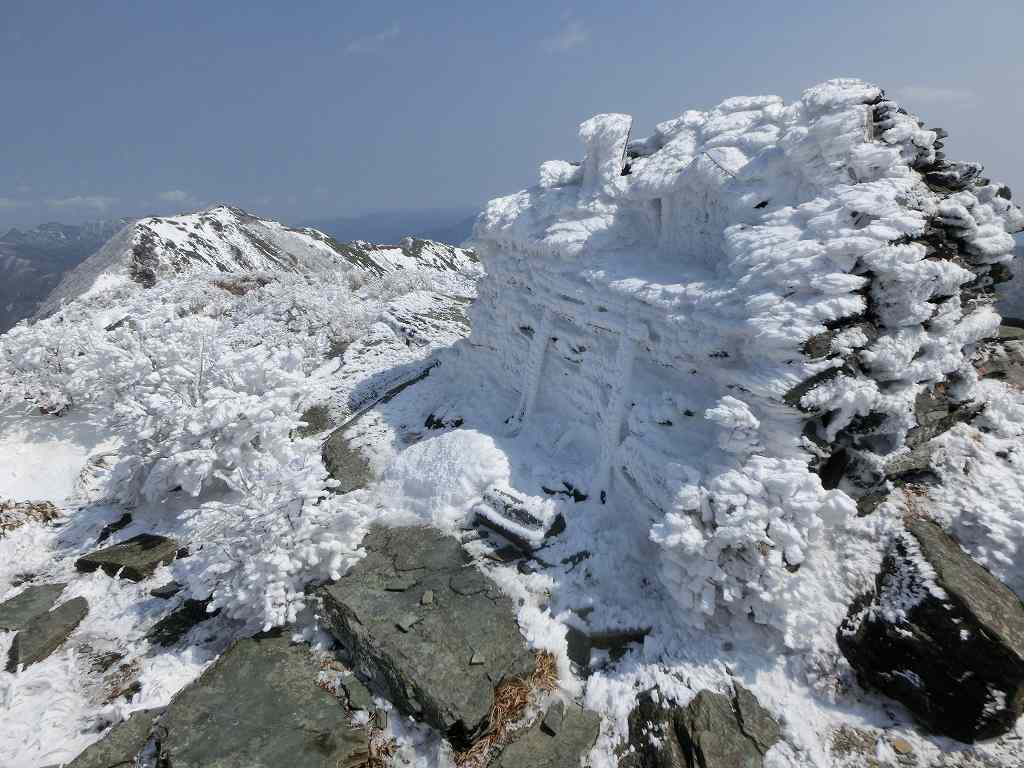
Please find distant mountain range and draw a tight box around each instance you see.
[35,205,478,320]
[302,207,478,248]
[0,207,480,333]
[0,219,129,332]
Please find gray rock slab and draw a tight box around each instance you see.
[76,533,179,581]
[0,582,66,630]
[620,685,779,768]
[319,526,534,746]
[321,428,372,494]
[6,597,89,672]
[493,702,601,768]
[156,632,364,768]
[66,707,162,768]
[838,518,1024,741]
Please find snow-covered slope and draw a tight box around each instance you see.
[36,205,476,318]
[0,219,128,332]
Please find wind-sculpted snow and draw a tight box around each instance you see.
[469,78,1023,642]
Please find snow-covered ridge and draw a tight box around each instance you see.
[36,205,477,318]
[467,78,1023,641]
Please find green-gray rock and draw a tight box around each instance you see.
[76,533,179,581]
[620,685,780,768]
[6,597,89,672]
[319,526,534,746]
[0,583,66,630]
[493,702,601,768]
[155,631,364,767]
[321,427,372,494]
[66,708,162,768]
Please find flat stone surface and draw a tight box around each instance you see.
[319,526,534,746]
[682,691,765,768]
[6,597,89,672]
[838,519,1024,742]
[321,428,372,494]
[66,707,161,768]
[76,533,180,581]
[493,702,601,768]
[0,582,66,631]
[156,631,364,767]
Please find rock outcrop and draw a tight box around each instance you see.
[620,685,780,768]
[838,518,1024,742]
[6,596,88,672]
[319,526,535,747]
[76,533,180,581]
[491,701,601,768]
[0,582,66,630]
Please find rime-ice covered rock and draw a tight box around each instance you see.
[838,518,1024,741]
[467,78,1023,641]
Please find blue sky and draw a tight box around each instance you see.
[1,0,1022,230]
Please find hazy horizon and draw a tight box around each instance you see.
[2,0,1022,231]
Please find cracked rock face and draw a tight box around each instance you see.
[319,525,534,747]
[838,518,1024,742]
[492,701,601,768]
[0,582,66,631]
[620,685,780,768]
[155,632,364,767]
[66,708,162,768]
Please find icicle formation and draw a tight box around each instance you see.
[469,79,1023,639]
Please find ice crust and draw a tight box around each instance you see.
[468,78,1023,637]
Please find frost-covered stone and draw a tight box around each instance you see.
[838,518,1024,741]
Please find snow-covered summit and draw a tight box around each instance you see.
[468,78,1023,640]
[36,205,476,318]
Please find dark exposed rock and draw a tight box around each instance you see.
[96,512,133,544]
[76,533,180,581]
[492,701,601,768]
[319,526,534,747]
[147,598,218,646]
[321,427,373,494]
[0,582,66,630]
[155,631,364,767]
[340,673,374,711]
[838,518,1024,742]
[6,597,89,672]
[66,707,162,768]
[295,404,333,438]
[149,581,182,599]
[620,685,779,768]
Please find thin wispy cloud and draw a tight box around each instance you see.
[344,23,401,54]
[894,85,977,108]
[159,189,192,203]
[46,195,118,211]
[541,17,588,53]
[0,197,27,210]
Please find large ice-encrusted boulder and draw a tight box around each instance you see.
[838,518,1024,742]
[466,78,1023,641]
